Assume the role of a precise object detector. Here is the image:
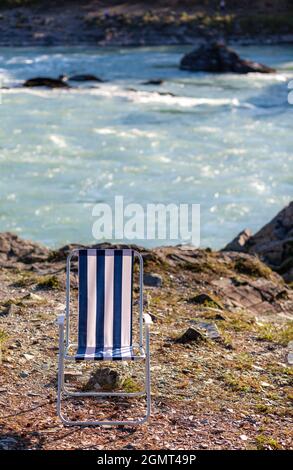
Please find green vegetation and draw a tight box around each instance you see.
[121,377,141,393]
[220,310,255,333]
[183,256,231,277]
[219,331,234,350]
[257,321,293,345]
[1,292,47,309]
[37,274,61,290]
[232,353,253,371]
[255,434,281,450]
[222,372,261,393]
[255,403,272,414]
[14,272,38,287]
[0,329,8,364]
[234,257,273,279]
[200,13,235,34]
[0,329,8,344]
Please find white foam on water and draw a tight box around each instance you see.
[93,127,158,138]
[86,85,246,108]
[49,135,67,148]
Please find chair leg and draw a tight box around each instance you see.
[145,328,151,420]
[57,324,65,421]
[58,360,151,426]
[58,333,151,426]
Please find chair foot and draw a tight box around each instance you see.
[57,392,151,427]
[62,387,146,398]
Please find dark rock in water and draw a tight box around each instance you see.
[180,42,275,74]
[176,327,206,344]
[23,77,70,88]
[68,74,104,82]
[126,87,138,92]
[223,229,252,252]
[142,79,164,85]
[126,87,174,97]
[157,91,175,97]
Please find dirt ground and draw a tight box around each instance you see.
[0,234,292,450]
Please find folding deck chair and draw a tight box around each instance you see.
[57,248,152,426]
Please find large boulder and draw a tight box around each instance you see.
[180,42,275,74]
[246,202,293,282]
[223,229,252,252]
[0,232,49,265]
[223,202,293,282]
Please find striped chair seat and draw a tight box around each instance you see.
[75,249,141,361]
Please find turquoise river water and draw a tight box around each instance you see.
[0,45,292,248]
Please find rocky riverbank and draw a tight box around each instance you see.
[0,1,293,47]
[0,204,292,449]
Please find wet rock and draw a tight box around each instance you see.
[85,367,122,391]
[68,74,104,82]
[180,42,275,74]
[223,229,252,252]
[157,91,175,97]
[144,272,163,287]
[23,76,70,88]
[142,79,164,85]
[176,327,206,344]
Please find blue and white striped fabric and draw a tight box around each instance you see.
[75,249,134,361]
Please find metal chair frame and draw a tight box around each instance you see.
[57,249,152,426]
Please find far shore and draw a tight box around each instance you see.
[0,1,293,47]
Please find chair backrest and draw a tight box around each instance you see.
[77,249,134,358]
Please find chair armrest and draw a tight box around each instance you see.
[143,313,153,328]
[57,314,65,326]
